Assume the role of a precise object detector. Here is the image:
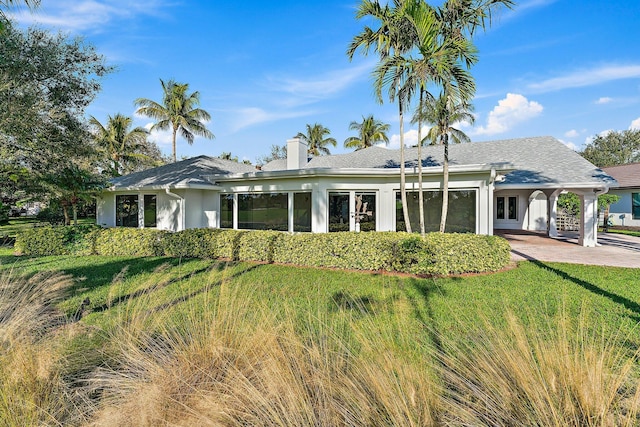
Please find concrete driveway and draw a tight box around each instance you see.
[495,230,640,268]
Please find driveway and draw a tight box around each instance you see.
[495,230,640,268]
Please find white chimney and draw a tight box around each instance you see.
[286,137,308,170]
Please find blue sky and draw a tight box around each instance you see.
[10,0,640,163]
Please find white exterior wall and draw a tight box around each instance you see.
[607,189,640,227]
[218,171,493,234]
[493,189,533,230]
[157,191,180,231]
[96,193,115,227]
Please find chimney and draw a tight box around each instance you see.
[286,137,308,170]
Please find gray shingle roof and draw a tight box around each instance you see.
[110,155,257,189]
[602,163,640,188]
[266,136,615,187]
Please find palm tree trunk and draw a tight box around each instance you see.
[399,102,412,234]
[418,88,425,237]
[61,201,70,226]
[172,127,178,163]
[72,203,78,226]
[439,133,449,233]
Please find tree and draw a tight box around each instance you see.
[89,113,152,177]
[257,144,287,166]
[344,115,390,150]
[135,79,214,163]
[0,0,39,32]
[41,165,105,225]
[580,130,640,167]
[419,91,474,232]
[295,123,337,156]
[0,25,111,188]
[219,152,238,162]
[349,0,418,232]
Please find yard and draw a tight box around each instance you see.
[1,243,639,425]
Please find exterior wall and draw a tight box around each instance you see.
[607,189,640,227]
[96,193,115,227]
[218,171,493,234]
[493,189,548,231]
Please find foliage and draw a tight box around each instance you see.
[580,130,640,167]
[256,144,287,166]
[135,79,214,163]
[36,206,65,226]
[558,192,621,216]
[89,113,162,177]
[93,227,167,257]
[343,114,390,150]
[295,123,337,156]
[0,25,111,189]
[0,201,8,225]
[11,227,511,275]
[15,224,99,256]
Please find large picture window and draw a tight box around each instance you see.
[143,195,157,228]
[116,195,139,227]
[238,193,288,231]
[293,192,312,232]
[633,193,640,220]
[328,192,350,232]
[396,190,476,233]
[220,194,233,228]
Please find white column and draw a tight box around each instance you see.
[579,193,598,247]
[548,193,558,237]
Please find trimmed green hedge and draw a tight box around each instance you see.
[14,227,511,276]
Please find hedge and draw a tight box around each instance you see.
[14,227,512,276]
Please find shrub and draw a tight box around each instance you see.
[36,206,65,225]
[0,201,9,225]
[15,226,511,276]
[162,228,220,259]
[15,225,100,256]
[93,228,166,257]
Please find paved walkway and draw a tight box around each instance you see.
[495,230,640,268]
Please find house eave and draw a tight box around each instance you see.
[206,163,513,183]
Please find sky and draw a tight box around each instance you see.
[9,0,640,163]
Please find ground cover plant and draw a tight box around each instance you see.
[0,248,639,426]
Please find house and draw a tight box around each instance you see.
[602,163,640,227]
[96,136,616,247]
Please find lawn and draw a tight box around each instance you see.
[1,248,639,425]
[0,216,96,239]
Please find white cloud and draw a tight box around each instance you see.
[595,97,613,104]
[10,0,172,32]
[473,93,543,135]
[265,61,374,107]
[387,126,431,150]
[558,139,578,151]
[528,65,640,93]
[564,129,579,138]
[144,123,172,146]
[230,107,314,132]
[630,117,640,130]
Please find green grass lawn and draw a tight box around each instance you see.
[0,216,96,238]
[1,249,639,425]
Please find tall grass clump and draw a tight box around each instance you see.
[436,306,640,426]
[88,283,440,426]
[0,270,86,426]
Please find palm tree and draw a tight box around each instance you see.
[0,0,39,31]
[295,123,337,156]
[420,91,474,232]
[89,113,150,177]
[348,0,418,233]
[135,79,214,163]
[344,115,390,150]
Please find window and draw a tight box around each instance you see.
[355,192,376,232]
[238,193,288,230]
[220,194,233,228]
[328,192,350,232]
[293,192,312,232]
[633,193,640,220]
[396,190,476,233]
[116,195,138,227]
[496,196,517,220]
[143,195,157,227]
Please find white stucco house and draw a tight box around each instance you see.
[602,163,640,227]
[96,136,616,247]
